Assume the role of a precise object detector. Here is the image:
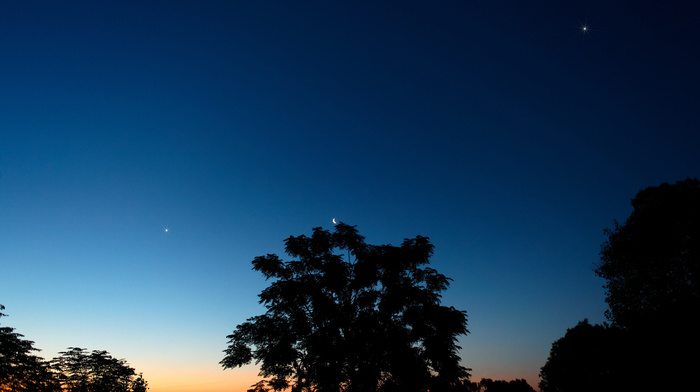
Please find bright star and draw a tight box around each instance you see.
[577,18,593,41]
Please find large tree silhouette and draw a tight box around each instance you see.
[540,179,700,392]
[593,178,700,390]
[221,223,469,392]
[595,178,700,328]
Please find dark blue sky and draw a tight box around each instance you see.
[1,1,698,390]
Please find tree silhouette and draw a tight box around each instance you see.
[0,305,60,392]
[541,179,700,392]
[51,347,148,392]
[478,378,535,392]
[595,178,700,328]
[221,223,470,392]
[538,320,632,392]
[1,305,147,392]
[595,178,699,390]
[447,378,535,392]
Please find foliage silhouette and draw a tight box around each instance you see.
[221,223,470,392]
[0,305,60,392]
[595,178,699,390]
[446,378,535,392]
[477,378,535,392]
[595,178,700,328]
[541,179,700,392]
[538,320,631,392]
[1,305,147,392]
[51,347,148,392]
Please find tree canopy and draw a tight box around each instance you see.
[538,320,630,392]
[477,378,535,392]
[540,178,700,392]
[51,347,148,392]
[221,223,469,392]
[1,305,148,392]
[1,305,60,392]
[595,178,700,328]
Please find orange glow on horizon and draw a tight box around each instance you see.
[145,365,261,392]
[143,369,541,392]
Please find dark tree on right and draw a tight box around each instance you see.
[592,178,700,390]
[594,178,700,329]
[539,178,699,392]
[540,179,700,392]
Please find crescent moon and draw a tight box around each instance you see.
[332,218,337,224]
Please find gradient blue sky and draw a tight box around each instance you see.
[1,1,698,390]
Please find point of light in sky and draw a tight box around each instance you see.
[576,12,595,41]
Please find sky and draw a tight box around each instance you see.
[1,0,698,390]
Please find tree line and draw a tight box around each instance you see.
[0,307,147,392]
[223,178,698,391]
[4,178,696,391]
[539,178,699,392]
